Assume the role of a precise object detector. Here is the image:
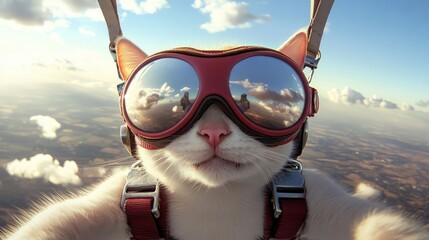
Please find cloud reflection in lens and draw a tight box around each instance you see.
[229,56,305,129]
[124,58,199,133]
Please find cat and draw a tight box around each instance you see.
[3,32,429,240]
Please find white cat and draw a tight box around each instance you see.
[3,33,428,239]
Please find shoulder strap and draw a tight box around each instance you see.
[98,0,124,83]
[306,0,335,69]
[121,162,170,239]
[98,0,122,50]
[264,160,307,240]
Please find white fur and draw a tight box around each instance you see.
[4,106,428,239]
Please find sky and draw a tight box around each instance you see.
[0,0,428,112]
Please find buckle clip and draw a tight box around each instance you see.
[121,162,161,218]
[109,44,117,62]
[271,160,305,218]
[304,51,322,70]
[304,52,321,83]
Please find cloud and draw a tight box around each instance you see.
[416,100,429,108]
[231,79,303,104]
[0,0,50,26]
[78,27,95,36]
[230,78,258,88]
[400,103,414,111]
[126,82,176,112]
[119,0,169,15]
[30,115,61,139]
[5,153,81,185]
[327,87,365,104]
[0,0,100,28]
[160,82,175,95]
[327,87,414,111]
[135,90,161,110]
[180,86,191,92]
[229,78,304,125]
[192,0,270,33]
[363,95,398,109]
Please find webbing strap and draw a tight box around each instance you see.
[125,198,160,240]
[97,0,122,49]
[274,199,307,239]
[306,0,335,66]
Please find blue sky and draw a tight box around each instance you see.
[0,0,428,111]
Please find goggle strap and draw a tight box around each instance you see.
[135,137,159,150]
[267,128,301,148]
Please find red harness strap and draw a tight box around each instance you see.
[124,187,307,240]
[124,186,170,239]
[125,198,160,239]
[264,197,307,239]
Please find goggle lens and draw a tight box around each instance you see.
[124,58,199,132]
[229,56,305,129]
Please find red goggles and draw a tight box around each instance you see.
[120,46,318,148]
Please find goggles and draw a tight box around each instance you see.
[120,46,319,148]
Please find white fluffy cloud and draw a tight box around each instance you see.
[128,82,175,110]
[180,86,191,92]
[327,87,365,105]
[192,0,270,33]
[30,115,61,139]
[363,95,398,109]
[119,0,169,15]
[327,86,414,111]
[5,153,81,185]
[400,103,414,111]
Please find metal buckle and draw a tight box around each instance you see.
[109,44,117,61]
[304,52,321,83]
[271,160,305,218]
[304,53,321,70]
[121,162,161,218]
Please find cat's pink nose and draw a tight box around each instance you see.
[198,127,231,148]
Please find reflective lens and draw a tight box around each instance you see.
[124,58,199,132]
[229,56,305,129]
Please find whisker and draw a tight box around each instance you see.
[249,161,270,184]
[80,156,135,169]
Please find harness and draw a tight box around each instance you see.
[97,0,334,239]
[121,160,307,240]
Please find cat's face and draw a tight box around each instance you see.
[138,105,294,188]
[117,31,309,188]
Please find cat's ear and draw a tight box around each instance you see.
[278,31,307,68]
[116,37,148,80]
